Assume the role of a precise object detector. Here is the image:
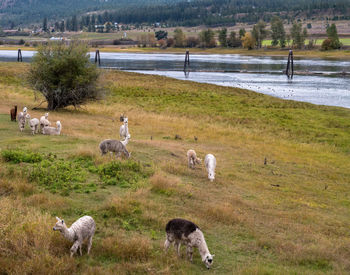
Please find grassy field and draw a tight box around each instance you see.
[1,62,350,274]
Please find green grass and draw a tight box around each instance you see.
[1,62,350,274]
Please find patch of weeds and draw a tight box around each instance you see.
[98,160,153,188]
[71,155,98,173]
[28,159,89,195]
[2,149,43,163]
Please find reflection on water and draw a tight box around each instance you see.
[130,70,350,109]
[0,50,349,108]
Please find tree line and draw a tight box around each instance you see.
[141,18,341,51]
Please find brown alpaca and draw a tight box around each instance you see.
[10,106,17,121]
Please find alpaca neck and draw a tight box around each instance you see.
[61,225,75,242]
[197,232,210,261]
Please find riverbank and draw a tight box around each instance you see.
[1,45,350,60]
[1,62,350,274]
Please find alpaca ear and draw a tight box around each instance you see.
[212,254,215,257]
[61,220,64,224]
[56,217,60,221]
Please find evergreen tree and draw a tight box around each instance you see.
[252,20,268,48]
[60,21,65,32]
[322,23,341,50]
[43,17,48,32]
[239,28,246,38]
[218,28,227,47]
[290,22,306,49]
[66,18,71,31]
[227,31,241,47]
[199,29,216,48]
[271,16,286,48]
[72,15,78,32]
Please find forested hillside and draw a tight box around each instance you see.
[0,0,180,27]
[0,0,349,27]
[108,0,350,26]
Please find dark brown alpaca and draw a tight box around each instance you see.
[10,106,17,121]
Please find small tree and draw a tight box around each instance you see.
[290,22,307,49]
[323,23,341,50]
[28,42,101,110]
[173,28,185,47]
[242,32,255,50]
[239,28,246,38]
[227,31,241,47]
[252,20,268,48]
[271,16,286,48]
[218,28,227,47]
[43,17,48,32]
[199,29,216,48]
[155,30,168,40]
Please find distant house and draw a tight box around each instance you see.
[50,37,63,41]
[95,25,105,32]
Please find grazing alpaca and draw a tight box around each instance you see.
[187,149,201,169]
[43,121,61,135]
[10,106,17,121]
[53,216,96,257]
[164,218,214,269]
[40,113,50,133]
[119,117,129,140]
[99,139,130,159]
[204,154,216,182]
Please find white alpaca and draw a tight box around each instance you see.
[18,112,26,132]
[204,154,216,182]
[53,216,96,257]
[164,218,214,269]
[187,149,201,169]
[43,121,61,135]
[26,114,40,135]
[40,113,50,133]
[119,117,129,140]
[121,134,131,146]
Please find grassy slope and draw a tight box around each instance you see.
[1,63,350,274]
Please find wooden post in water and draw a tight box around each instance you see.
[286,49,294,79]
[17,49,22,62]
[184,50,190,71]
[94,50,101,66]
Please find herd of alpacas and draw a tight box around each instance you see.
[11,107,216,269]
[13,106,62,135]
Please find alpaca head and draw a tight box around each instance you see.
[196,158,202,165]
[53,217,66,232]
[124,117,128,124]
[203,253,215,269]
[45,112,49,119]
[56,121,61,128]
[23,107,27,113]
[25,114,30,120]
[208,171,215,182]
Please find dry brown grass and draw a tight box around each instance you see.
[0,197,78,275]
[98,233,152,262]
